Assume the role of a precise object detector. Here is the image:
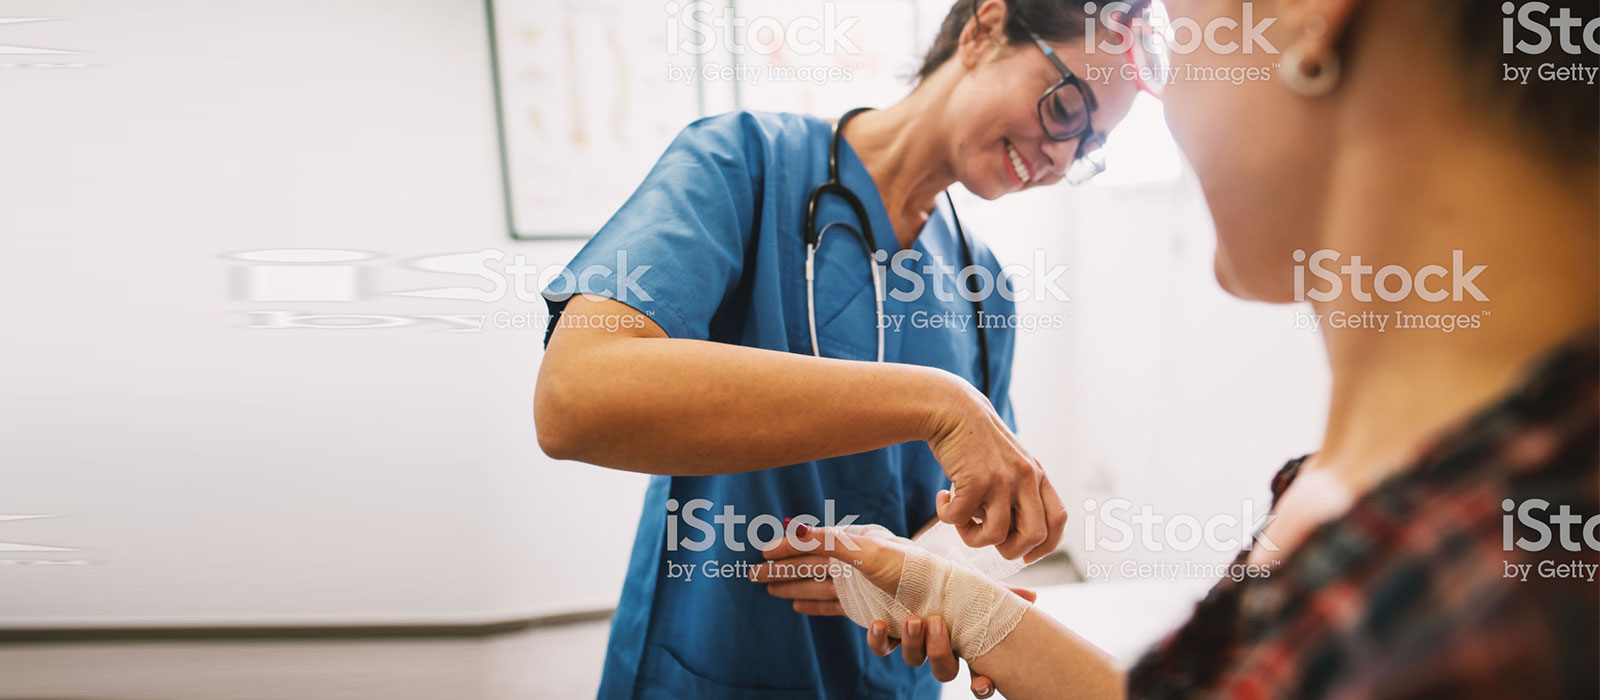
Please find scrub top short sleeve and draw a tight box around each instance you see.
[542,114,766,342]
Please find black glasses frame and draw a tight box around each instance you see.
[1021,28,1107,181]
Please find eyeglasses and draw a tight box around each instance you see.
[1024,30,1107,185]
[1121,0,1173,98]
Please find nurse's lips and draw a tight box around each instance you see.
[1002,138,1036,189]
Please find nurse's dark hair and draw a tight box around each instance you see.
[1427,0,1597,163]
[916,0,1092,82]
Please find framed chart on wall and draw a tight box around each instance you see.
[487,0,931,240]
[487,0,707,239]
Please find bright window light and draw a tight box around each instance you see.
[1090,93,1183,187]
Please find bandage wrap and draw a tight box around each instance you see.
[831,524,1031,661]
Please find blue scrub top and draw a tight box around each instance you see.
[543,111,1018,700]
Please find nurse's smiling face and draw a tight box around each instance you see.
[937,2,1137,200]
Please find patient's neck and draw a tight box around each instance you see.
[1309,130,1598,491]
[841,85,959,250]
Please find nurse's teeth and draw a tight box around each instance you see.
[1006,142,1030,184]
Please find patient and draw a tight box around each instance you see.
[757,0,1599,697]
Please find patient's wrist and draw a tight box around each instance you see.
[833,527,1032,660]
[918,550,1030,660]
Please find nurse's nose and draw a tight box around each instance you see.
[1040,138,1076,177]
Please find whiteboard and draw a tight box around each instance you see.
[488,0,934,239]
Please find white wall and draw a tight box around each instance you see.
[965,175,1331,577]
[0,0,1330,628]
[0,0,644,626]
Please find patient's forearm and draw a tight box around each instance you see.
[968,609,1125,700]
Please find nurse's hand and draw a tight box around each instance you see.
[925,379,1067,562]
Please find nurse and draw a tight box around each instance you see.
[534,0,1135,697]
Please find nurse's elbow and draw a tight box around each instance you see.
[535,417,580,461]
[533,370,588,461]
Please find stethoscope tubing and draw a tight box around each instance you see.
[806,221,886,363]
[804,107,990,397]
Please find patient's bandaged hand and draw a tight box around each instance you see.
[830,524,1031,661]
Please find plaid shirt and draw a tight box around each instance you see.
[1128,333,1599,700]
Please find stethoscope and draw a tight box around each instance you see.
[802,107,992,398]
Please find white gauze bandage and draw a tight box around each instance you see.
[829,523,1031,661]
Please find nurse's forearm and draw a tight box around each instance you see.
[967,609,1125,700]
[535,296,974,475]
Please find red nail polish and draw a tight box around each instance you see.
[795,522,812,537]
[783,517,793,528]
